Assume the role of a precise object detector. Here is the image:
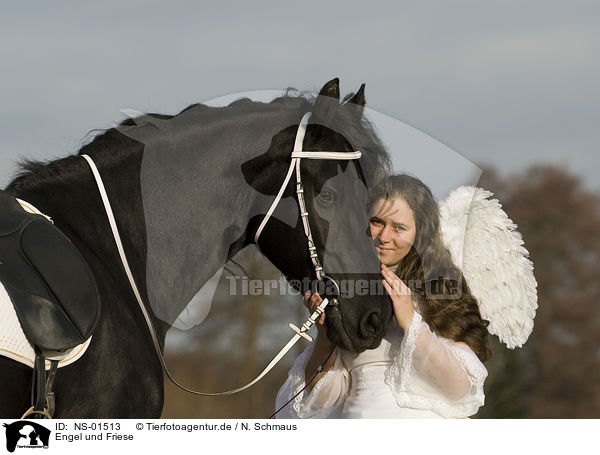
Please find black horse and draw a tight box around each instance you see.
[0,78,393,417]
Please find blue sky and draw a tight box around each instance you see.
[1,1,598,192]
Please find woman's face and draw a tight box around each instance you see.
[369,196,417,268]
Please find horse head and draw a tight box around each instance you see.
[113,78,393,353]
[242,78,394,352]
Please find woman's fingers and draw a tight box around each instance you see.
[303,291,324,312]
[382,278,397,296]
[302,291,328,338]
[312,295,324,316]
[303,291,312,309]
[382,267,399,291]
[381,264,410,296]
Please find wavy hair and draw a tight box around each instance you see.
[369,174,492,363]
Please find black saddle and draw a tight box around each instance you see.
[0,190,100,353]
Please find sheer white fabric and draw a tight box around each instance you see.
[275,312,487,418]
[275,341,350,419]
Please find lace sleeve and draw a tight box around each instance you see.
[385,313,488,418]
[275,343,349,419]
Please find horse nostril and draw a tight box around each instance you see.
[359,311,381,338]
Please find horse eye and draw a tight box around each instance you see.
[318,189,336,204]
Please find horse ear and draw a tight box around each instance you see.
[346,83,366,107]
[312,78,340,125]
[342,83,366,118]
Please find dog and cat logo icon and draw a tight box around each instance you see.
[3,421,51,452]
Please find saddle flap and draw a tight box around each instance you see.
[9,286,85,352]
[0,192,100,352]
[20,220,100,342]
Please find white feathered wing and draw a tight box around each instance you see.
[439,186,538,349]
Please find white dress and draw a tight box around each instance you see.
[275,312,488,418]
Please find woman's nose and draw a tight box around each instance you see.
[378,225,392,242]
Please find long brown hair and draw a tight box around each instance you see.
[369,174,492,363]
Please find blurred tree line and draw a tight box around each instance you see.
[161,247,307,418]
[476,165,600,418]
[162,165,600,418]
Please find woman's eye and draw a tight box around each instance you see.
[318,190,336,204]
[370,218,382,226]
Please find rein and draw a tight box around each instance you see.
[81,111,361,397]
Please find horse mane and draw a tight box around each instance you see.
[7,90,390,192]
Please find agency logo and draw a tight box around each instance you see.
[3,421,51,452]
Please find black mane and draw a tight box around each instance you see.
[7,91,390,193]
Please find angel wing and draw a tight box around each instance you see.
[439,186,538,349]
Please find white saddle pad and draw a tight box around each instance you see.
[0,279,92,370]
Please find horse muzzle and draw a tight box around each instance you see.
[325,300,391,353]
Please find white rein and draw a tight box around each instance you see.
[81,111,361,396]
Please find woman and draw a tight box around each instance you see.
[275,174,491,418]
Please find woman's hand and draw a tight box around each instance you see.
[303,291,332,347]
[381,264,415,331]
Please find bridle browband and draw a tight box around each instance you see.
[81,111,361,398]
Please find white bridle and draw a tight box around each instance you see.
[255,112,361,282]
[81,111,362,398]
